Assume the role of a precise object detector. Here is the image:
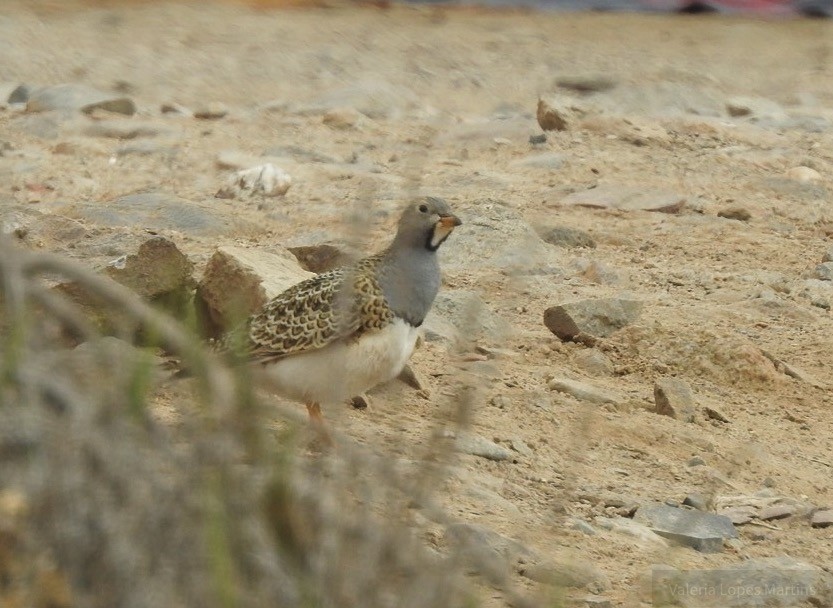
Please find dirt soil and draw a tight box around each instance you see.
[2,1,833,606]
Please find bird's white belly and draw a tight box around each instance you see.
[261,319,420,404]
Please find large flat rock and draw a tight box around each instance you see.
[544,297,643,341]
[197,245,313,334]
[634,503,737,553]
[57,192,256,236]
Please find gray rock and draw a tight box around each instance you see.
[544,297,643,341]
[510,152,566,170]
[538,226,596,249]
[687,455,706,466]
[758,504,796,521]
[0,206,87,249]
[682,493,710,511]
[594,516,668,548]
[462,510,513,549]
[103,236,194,300]
[12,112,65,139]
[811,509,833,528]
[460,484,521,518]
[55,236,194,330]
[822,246,833,263]
[814,262,833,281]
[634,503,737,553]
[569,518,597,536]
[423,290,510,345]
[547,377,621,405]
[578,489,641,511]
[0,82,29,106]
[445,523,533,584]
[576,596,612,608]
[798,279,833,310]
[455,432,512,462]
[572,348,615,376]
[653,378,696,422]
[653,556,833,608]
[561,186,686,213]
[719,506,756,525]
[197,245,313,334]
[63,192,251,236]
[26,84,135,115]
[443,199,556,274]
[520,557,610,593]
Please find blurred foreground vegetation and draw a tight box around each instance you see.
[0,238,481,608]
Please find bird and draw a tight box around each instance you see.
[221,197,462,438]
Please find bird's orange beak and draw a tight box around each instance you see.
[438,214,462,228]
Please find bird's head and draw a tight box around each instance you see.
[394,196,462,252]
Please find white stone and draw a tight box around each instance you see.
[785,166,822,183]
[223,163,292,197]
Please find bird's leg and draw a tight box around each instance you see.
[305,402,333,446]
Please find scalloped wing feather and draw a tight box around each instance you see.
[244,255,393,364]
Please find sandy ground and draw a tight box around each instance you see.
[2,1,833,605]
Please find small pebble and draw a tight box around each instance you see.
[811,509,833,528]
[194,101,229,120]
[704,406,730,423]
[536,98,568,131]
[814,262,833,281]
[718,206,752,221]
[683,493,709,511]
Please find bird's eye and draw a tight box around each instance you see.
[418,204,429,213]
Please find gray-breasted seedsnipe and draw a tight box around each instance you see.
[226,197,461,434]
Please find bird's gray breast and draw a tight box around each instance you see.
[378,251,441,327]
